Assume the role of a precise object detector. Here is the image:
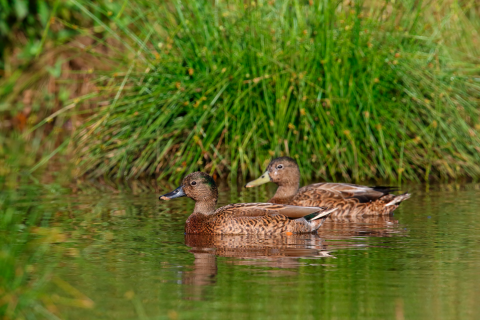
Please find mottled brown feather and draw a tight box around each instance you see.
[248,157,411,217]
[160,172,334,234]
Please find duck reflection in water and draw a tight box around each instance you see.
[180,233,331,300]
[180,213,401,300]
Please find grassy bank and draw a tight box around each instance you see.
[70,0,480,183]
[3,0,477,183]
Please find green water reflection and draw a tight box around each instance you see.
[5,183,480,319]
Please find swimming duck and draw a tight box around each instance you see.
[159,172,336,234]
[245,157,410,217]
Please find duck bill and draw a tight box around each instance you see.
[159,186,186,200]
[245,171,271,188]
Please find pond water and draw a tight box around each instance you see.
[9,182,480,319]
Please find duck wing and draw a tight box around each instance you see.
[301,183,397,203]
[217,203,331,220]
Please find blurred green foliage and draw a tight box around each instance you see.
[0,182,62,319]
[0,0,122,72]
[1,0,52,70]
[0,0,125,168]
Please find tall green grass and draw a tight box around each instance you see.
[71,0,480,182]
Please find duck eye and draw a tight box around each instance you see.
[277,164,284,169]
[191,181,197,186]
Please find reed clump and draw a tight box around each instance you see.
[73,0,480,182]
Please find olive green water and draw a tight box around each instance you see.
[5,183,480,319]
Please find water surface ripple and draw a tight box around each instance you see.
[27,183,480,319]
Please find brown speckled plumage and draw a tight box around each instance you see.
[160,172,335,235]
[246,157,411,217]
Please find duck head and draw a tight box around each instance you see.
[160,172,218,203]
[245,156,300,188]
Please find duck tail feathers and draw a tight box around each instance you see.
[309,207,338,221]
[385,192,411,207]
